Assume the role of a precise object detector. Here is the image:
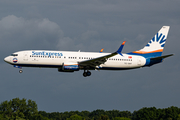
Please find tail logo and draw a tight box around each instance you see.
[146,33,166,48]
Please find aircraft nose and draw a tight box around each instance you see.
[4,56,10,63]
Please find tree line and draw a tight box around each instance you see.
[0,98,180,120]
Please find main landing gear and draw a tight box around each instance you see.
[83,70,91,77]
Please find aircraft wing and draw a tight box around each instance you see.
[79,41,126,68]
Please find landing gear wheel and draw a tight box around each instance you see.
[83,72,87,77]
[87,71,91,76]
[83,70,91,77]
[19,70,23,73]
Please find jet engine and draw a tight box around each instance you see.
[58,63,79,72]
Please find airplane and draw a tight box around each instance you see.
[4,26,173,77]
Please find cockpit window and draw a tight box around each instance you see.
[11,54,18,56]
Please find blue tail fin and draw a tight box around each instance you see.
[128,26,170,58]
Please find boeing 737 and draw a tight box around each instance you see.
[4,26,173,77]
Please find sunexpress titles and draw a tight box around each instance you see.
[32,51,63,57]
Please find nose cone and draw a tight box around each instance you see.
[4,56,10,63]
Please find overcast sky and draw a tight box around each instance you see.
[0,0,180,113]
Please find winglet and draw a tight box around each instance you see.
[99,48,104,53]
[117,41,126,56]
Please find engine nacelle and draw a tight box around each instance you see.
[58,63,79,72]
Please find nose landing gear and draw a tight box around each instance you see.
[13,65,23,73]
[19,69,23,73]
[83,70,91,77]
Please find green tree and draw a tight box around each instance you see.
[98,114,109,120]
[0,98,38,120]
[114,117,131,120]
[119,111,132,118]
[39,111,49,118]
[66,114,83,120]
[89,109,106,119]
[177,114,180,120]
[106,110,120,119]
[132,107,157,120]
[164,106,179,120]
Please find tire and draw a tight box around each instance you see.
[87,71,91,76]
[19,70,23,73]
[83,72,87,77]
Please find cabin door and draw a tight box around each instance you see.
[137,57,142,65]
[23,52,28,61]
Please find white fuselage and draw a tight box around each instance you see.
[4,50,146,70]
[3,26,171,77]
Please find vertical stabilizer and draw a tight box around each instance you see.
[129,26,170,57]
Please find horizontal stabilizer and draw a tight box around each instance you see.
[150,54,174,60]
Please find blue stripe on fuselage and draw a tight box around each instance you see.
[127,52,163,67]
[127,52,162,58]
